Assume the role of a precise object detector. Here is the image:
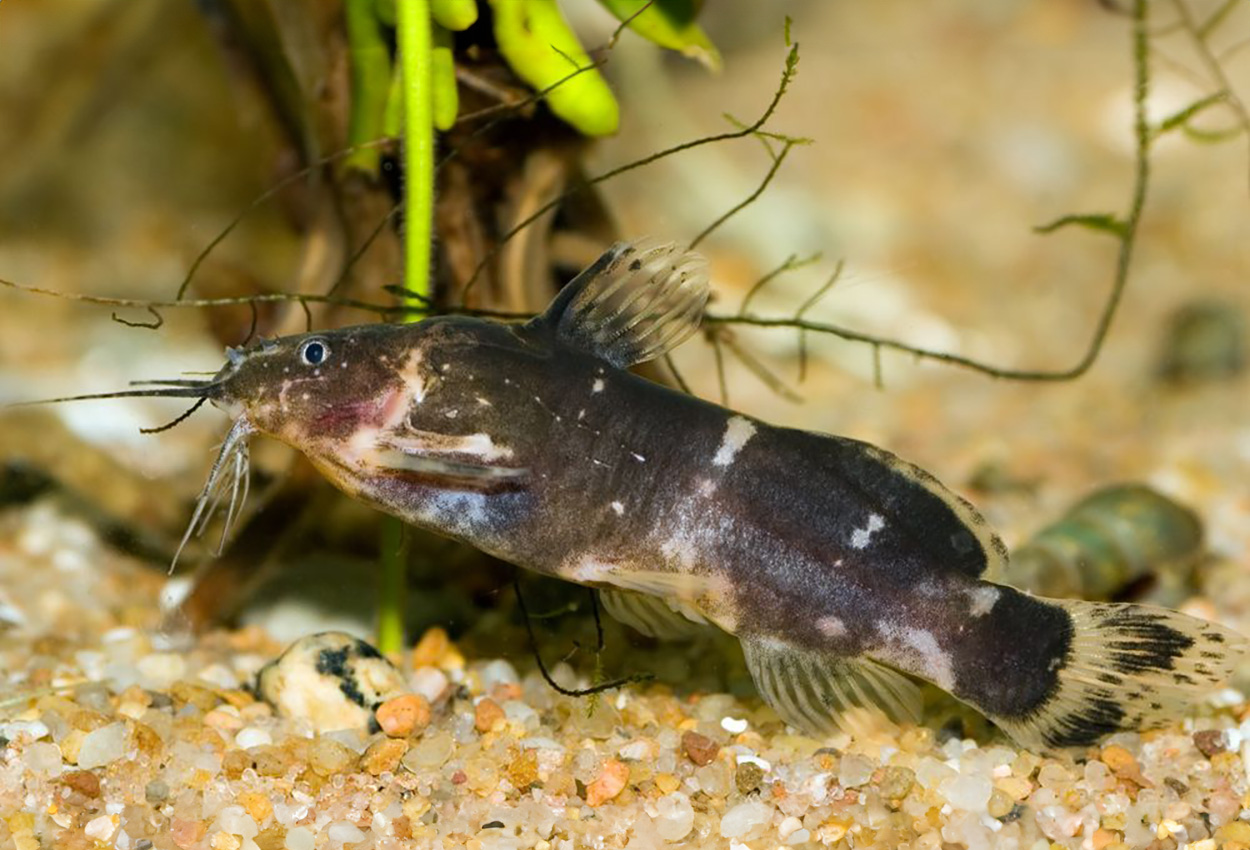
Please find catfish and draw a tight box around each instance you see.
[35,238,1245,750]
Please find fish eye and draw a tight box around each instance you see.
[299,339,329,366]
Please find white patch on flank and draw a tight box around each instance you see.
[438,432,513,461]
[631,452,646,462]
[816,616,847,638]
[567,556,617,584]
[577,409,586,420]
[610,501,624,515]
[849,513,886,549]
[967,585,1000,617]
[712,416,756,467]
[592,378,605,393]
[399,348,428,402]
[445,410,458,419]
[876,624,955,690]
[660,536,700,570]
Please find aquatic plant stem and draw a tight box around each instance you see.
[378,520,411,657]
[378,0,436,655]
[344,0,392,175]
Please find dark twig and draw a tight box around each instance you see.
[110,306,164,330]
[690,138,804,249]
[513,576,650,698]
[459,41,803,303]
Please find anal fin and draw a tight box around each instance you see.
[742,636,923,738]
[599,589,709,640]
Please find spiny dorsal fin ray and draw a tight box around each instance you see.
[742,636,923,738]
[598,589,709,640]
[541,238,709,367]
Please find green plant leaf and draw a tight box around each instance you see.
[489,0,619,136]
[1033,213,1127,238]
[597,0,721,70]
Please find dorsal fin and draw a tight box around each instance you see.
[538,238,709,367]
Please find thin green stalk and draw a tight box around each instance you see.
[344,0,393,175]
[378,0,437,654]
[398,0,435,297]
[378,519,411,656]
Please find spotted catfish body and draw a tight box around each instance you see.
[183,240,1242,750]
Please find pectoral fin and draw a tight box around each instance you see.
[373,449,529,485]
[599,589,710,640]
[742,636,922,738]
[537,238,709,367]
[372,432,528,486]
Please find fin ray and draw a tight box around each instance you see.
[539,239,709,367]
[598,589,708,640]
[991,599,1246,751]
[742,636,923,737]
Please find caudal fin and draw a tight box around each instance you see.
[993,598,1245,751]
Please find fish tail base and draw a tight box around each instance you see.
[993,598,1245,751]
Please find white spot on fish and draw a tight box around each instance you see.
[712,416,756,467]
[445,410,458,419]
[399,348,428,403]
[967,585,1000,617]
[610,501,624,515]
[592,379,605,393]
[816,616,847,638]
[341,361,348,369]
[876,624,954,690]
[660,536,699,570]
[476,397,492,406]
[696,479,716,497]
[850,513,886,549]
[631,452,646,463]
[577,409,586,420]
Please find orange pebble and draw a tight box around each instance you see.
[586,759,629,807]
[375,694,431,738]
[475,698,506,733]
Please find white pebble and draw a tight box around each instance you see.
[946,773,993,813]
[838,753,874,788]
[654,793,694,841]
[1,720,50,741]
[786,828,812,845]
[326,821,367,843]
[84,815,116,841]
[721,716,749,734]
[778,816,803,839]
[137,652,186,687]
[479,659,519,689]
[284,826,315,850]
[719,800,773,839]
[410,667,450,702]
[77,723,128,769]
[22,742,63,777]
[235,727,273,749]
[215,806,259,839]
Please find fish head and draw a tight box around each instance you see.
[208,316,544,502]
